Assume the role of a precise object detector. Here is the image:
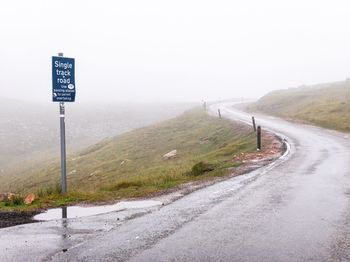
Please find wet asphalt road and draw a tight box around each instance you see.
[2,103,350,261]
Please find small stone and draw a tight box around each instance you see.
[7,193,16,200]
[163,150,177,160]
[0,193,6,202]
[24,193,36,205]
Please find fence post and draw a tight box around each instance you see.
[218,109,221,119]
[257,126,261,151]
[252,116,256,132]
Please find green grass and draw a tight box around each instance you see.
[186,161,215,176]
[0,108,257,210]
[247,80,350,132]
[3,195,25,207]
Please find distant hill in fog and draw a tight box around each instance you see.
[247,80,350,132]
[0,98,195,173]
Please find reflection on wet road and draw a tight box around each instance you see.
[34,200,162,221]
[1,103,350,261]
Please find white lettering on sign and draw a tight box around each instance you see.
[54,61,73,70]
[56,69,71,76]
[57,78,71,84]
[54,60,74,85]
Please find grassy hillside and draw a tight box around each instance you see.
[0,108,258,209]
[0,98,193,172]
[248,80,350,132]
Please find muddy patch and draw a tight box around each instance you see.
[0,210,39,229]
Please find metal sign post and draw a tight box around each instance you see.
[59,99,67,194]
[52,53,76,194]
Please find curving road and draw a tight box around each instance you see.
[2,103,350,261]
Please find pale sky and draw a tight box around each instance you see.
[1,0,350,102]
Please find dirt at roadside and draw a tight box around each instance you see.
[0,211,39,229]
[232,131,285,163]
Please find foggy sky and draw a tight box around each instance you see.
[1,0,350,103]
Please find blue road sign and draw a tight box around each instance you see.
[52,56,76,102]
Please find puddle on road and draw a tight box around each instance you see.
[33,200,162,221]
